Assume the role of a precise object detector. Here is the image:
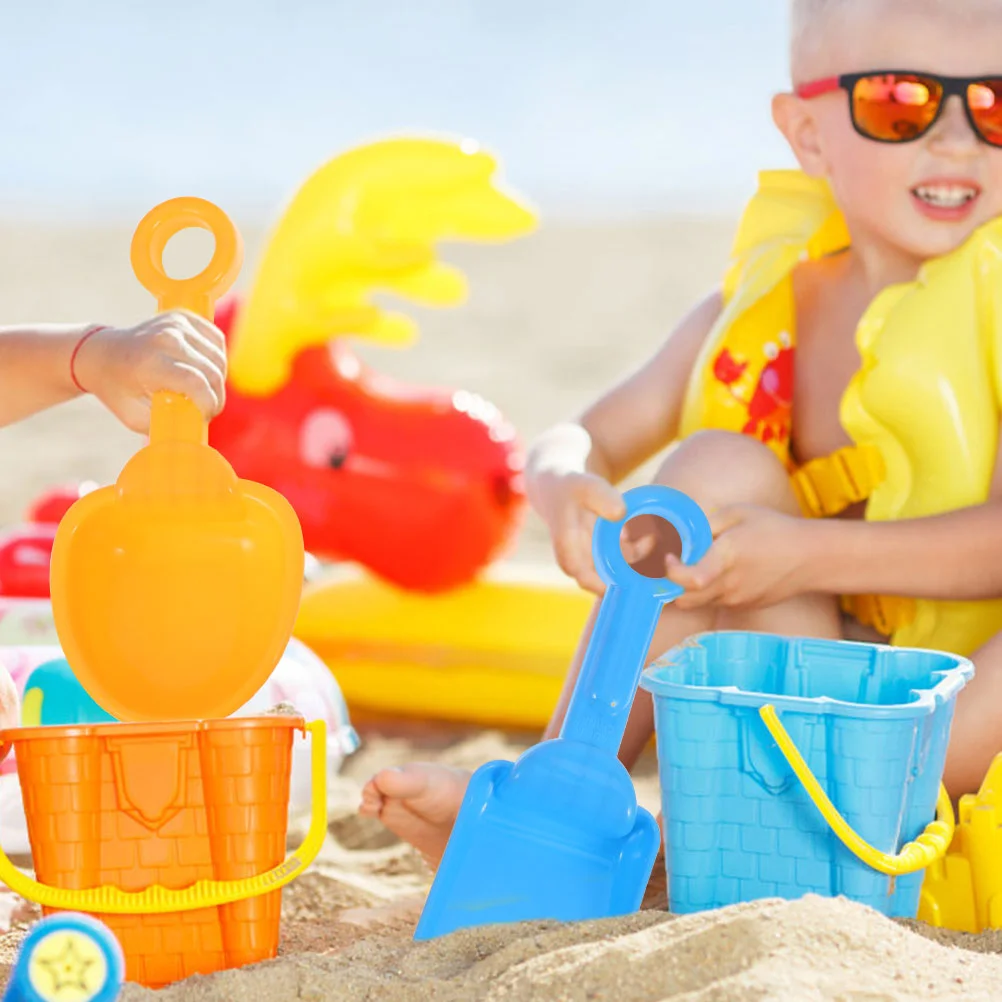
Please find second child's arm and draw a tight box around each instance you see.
[526,290,722,592]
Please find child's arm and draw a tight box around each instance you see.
[808,498,1002,601]
[804,429,1002,601]
[0,311,226,433]
[526,290,722,593]
[669,430,1002,610]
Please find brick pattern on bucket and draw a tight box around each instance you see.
[659,703,935,914]
[12,718,298,988]
[642,633,969,921]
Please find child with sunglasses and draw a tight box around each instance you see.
[0,311,228,733]
[361,0,1002,866]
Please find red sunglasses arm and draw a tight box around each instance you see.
[794,76,842,99]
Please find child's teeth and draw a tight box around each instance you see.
[914,185,978,208]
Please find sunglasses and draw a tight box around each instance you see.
[795,71,1002,147]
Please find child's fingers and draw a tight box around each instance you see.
[620,529,656,565]
[573,475,627,522]
[155,313,228,373]
[175,310,227,353]
[151,324,227,410]
[157,360,223,419]
[358,780,385,818]
[552,518,593,584]
[552,511,605,595]
[667,556,725,610]
[666,548,730,608]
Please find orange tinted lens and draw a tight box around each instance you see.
[852,73,942,140]
[970,80,1002,146]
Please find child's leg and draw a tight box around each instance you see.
[943,630,1002,798]
[361,431,842,864]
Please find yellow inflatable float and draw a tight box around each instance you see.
[681,169,1002,655]
[295,563,592,729]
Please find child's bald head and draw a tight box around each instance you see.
[779,0,1002,267]
[789,0,998,82]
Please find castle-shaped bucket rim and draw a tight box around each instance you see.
[640,631,974,721]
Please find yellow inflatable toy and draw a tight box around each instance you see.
[295,563,592,729]
[206,134,591,729]
[681,169,1002,656]
[228,136,536,396]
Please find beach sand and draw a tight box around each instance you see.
[1,215,999,1000]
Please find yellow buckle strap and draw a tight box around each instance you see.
[841,593,916,637]
[791,444,885,519]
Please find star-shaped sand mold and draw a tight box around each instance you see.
[28,931,107,1001]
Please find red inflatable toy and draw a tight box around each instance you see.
[209,297,526,593]
[0,524,56,599]
[0,484,95,598]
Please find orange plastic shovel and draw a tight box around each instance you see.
[49,197,305,722]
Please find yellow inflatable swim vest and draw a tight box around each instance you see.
[680,169,1002,656]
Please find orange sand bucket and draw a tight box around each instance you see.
[0,715,327,988]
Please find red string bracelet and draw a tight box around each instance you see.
[69,325,108,393]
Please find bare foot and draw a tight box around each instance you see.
[359,763,470,868]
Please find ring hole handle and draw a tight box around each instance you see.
[130,198,243,444]
[592,485,713,600]
[130,197,243,319]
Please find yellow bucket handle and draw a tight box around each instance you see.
[0,720,328,914]
[759,705,953,876]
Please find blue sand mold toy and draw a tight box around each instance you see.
[21,660,116,727]
[2,913,124,1002]
[415,484,713,940]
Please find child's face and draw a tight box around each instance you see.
[778,2,1002,265]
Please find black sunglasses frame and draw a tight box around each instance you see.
[833,71,1002,147]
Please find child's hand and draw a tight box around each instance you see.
[667,505,813,611]
[74,311,227,434]
[530,470,627,595]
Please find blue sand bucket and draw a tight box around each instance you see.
[640,631,972,918]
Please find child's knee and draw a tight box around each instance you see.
[655,430,799,515]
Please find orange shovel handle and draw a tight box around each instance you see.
[130,197,244,444]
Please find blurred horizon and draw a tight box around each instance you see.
[1,1,794,224]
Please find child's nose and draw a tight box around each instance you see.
[927,95,981,155]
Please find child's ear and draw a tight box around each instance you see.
[772,92,828,178]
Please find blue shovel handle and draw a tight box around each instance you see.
[558,485,712,754]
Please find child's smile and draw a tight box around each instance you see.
[911,177,982,221]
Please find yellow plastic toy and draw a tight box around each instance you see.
[294,563,593,729]
[920,754,1002,934]
[49,197,306,723]
[228,136,537,396]
[680,169,1002,656]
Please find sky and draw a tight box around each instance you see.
[0,0,796,221]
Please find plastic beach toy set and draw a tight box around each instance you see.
[0,177,992,997]
[413,487,972,940]
[0,199,329,989]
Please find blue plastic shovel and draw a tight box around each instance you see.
[415,484,713,940]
